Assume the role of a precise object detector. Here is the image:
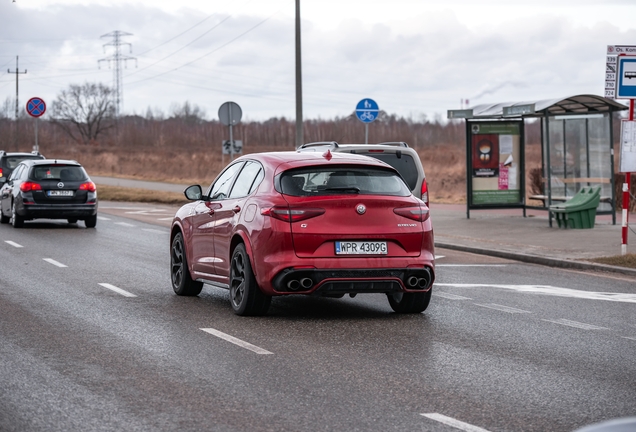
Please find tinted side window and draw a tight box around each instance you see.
[229,161,263,198]
[31,165,87,181]
[208,162,245,200]
[9,165,24,181]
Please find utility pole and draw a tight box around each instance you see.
[98,31,137,117]
[8,56,27,120]
[7,56,27,150]
[295,0,303,148]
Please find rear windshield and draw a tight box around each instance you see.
[4,156,42,169]
[30,165,88,181]
[357,152,419,191]
[280,166,411,197]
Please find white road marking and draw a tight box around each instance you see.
[436,264,507,267]
[97,216,111,221]
[43,258,67,268]
[142,228,167,234]
[114,222,135,227]
[623,336,636,341]
[435,283,636,304]
[5,241,23,248]
[542,319,608,331]
[434,292,472,300]
[200,328,273,355]
[156,217,174,221]
[475,303,532,314]
[98,283,137,298]
[421,413,492,432]
[435,255,445,259]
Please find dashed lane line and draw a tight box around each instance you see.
[142,228,168,234]
[5,241,23,248]
[156,217,173,221]
[97,216,111,221]
[420,413,491,432]
[542,319,608,331]
[114,222,135,227]
[434,292,472,300]
[436,264,508,267]
[200,328,273,355]
[98,283,137,298]
[623,336,636,341]
[43,258,67,268]
[474,303,532,314]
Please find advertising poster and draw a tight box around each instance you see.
[469,122,522,205]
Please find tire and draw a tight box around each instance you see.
[84,215,97,228]
[68,218,78,224]
[170,232,203,296]
[0,207,9,224]
[387,288,432,313]
[11,201,23,228]
[229,243,271,316]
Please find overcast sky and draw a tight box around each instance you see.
[1,0,635,122]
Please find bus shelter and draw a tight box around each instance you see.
[448,94,628,225]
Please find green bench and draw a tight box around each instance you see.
[549,186,601,229]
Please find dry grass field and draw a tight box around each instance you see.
[2,113,632,209]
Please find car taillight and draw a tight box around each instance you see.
[0,168,3,177]
[262,206,325,222]
[79,182,96,192]
[20,181,42,192]
[421,179,429,207]
[394,206,429,222]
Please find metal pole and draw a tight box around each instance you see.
[622,99,634,255]
[365,124,369,144]
[34,118,39,153]
[294,0,303,148]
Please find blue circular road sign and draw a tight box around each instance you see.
[355,98,379,123]
[26,97,46,118]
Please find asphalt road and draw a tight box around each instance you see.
[1,209,635,432]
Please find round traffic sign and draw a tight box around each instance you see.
[218,101,242,126]
[26,97,46,118]
[355,98,379,123]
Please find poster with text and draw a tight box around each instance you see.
[470,122,522,205]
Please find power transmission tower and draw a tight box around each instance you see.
[98,31,137,117]
[7,56,27,120]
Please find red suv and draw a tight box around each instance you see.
[170,150,435,316]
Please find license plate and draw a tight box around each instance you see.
[48,190,74,197]
[335,241,387,255]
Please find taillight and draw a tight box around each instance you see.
[0,168,3,177]
[20,181,42,192]
[262,206,325,222]
[79,182,96,192]
[421,179,429,207]
[394,206,429,222]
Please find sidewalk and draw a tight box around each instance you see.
[431,203,636,276]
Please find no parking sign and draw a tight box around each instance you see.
[26,97,46,117]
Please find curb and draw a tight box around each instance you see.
[435,241,636,277]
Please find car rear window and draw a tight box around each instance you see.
[280,166,410,197]
[30,165,87,181]
[356,152,419,191]
[5,156,42,169]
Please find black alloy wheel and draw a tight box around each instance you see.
[229,243,271,316]
[11,201,24,228]
[387,289,432,313]
[171,232,203,296]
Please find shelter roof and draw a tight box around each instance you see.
[470,94,628,118]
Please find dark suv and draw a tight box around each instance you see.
[0,150,45,183]
[297,142,428,206]
[0,159,98,228]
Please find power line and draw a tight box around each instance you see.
[98,31,137,116]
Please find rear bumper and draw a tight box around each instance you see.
[18,202,98,220]
[271,266,434,295]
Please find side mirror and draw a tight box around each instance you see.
[184,185,203,201]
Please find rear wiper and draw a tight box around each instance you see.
[325,186,360,194]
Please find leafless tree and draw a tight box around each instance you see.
[51,82,115,144]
